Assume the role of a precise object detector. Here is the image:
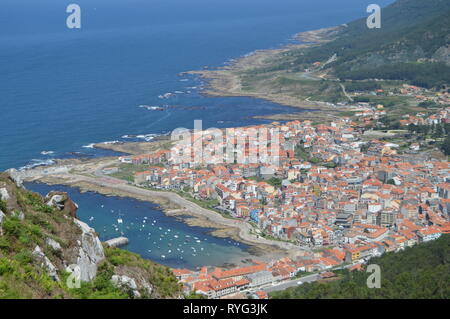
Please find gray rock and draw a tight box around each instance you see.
[433,45,450,65]
[0,188,10,201]
[111,275,138,290]
[0,210,5,236]
[141,280,153,296]
[13,211,25,221]
[46,194,65,209]
[111,274,153,298]
[32,245,60,282]
[45,192,78,217]
[5,169,23,188]
[111,275,141,298]
[45,238,62,251]
[73,219,105,282]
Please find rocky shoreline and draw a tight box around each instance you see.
[24,167,294,264]
[185,26,344,121]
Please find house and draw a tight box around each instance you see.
[246,271,275,287]
[417,226,442,242]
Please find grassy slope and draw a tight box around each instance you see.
[235,0,450,106]
[0,174,182,299]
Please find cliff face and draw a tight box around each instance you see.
[0,173,182,299]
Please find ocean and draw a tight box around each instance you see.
[24,182,252,269]
[1,0,393,268]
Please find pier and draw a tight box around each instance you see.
[105,237,129,248]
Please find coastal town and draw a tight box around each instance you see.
[100,104,450,299]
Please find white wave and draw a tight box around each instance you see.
[135,133,160,142]
[82,143,95,149]
[158,92,174,99]
[100,140,119,145]
[19,159,55,171]
[40,151,55,155]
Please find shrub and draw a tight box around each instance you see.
[0,237,11,251]
[14,249,34,265]
[3,217,22,237]
[0,259,14,276]
[0,200,7,213]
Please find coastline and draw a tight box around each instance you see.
[21,159,302,263]
[7,26,345,267]
[185,26,345,121]
[93,136,173,156]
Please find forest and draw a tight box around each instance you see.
[270,234,450,299]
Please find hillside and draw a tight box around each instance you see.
[0,172,182,299]
[288,0,450,88]
[193,0,450,115]
[270,234,450,299]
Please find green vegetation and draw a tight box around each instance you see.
[292,0,450,88]
[441,135,450,155]
[0,199,7,213]
[61,263,129,299]
[267,177,282,188]
[294,271,313,279]
[336,62,450,89]
[419,101,440,109]
[343,81,382,92]
[232,0,450,111]
[295,145,326,166]
[104,248,182,298]
[111,163,153,183]
[271,234,450,299]
[56,248,182,299]
[0,174,182,299]
[406,122,450,153]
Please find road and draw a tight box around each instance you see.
[339,83,354,102]
[21,162,303,253]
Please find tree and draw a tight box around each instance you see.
[441,135,450,155]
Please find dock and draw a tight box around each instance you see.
[105,237,129,248]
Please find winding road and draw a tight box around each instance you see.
[20,162,303,253]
